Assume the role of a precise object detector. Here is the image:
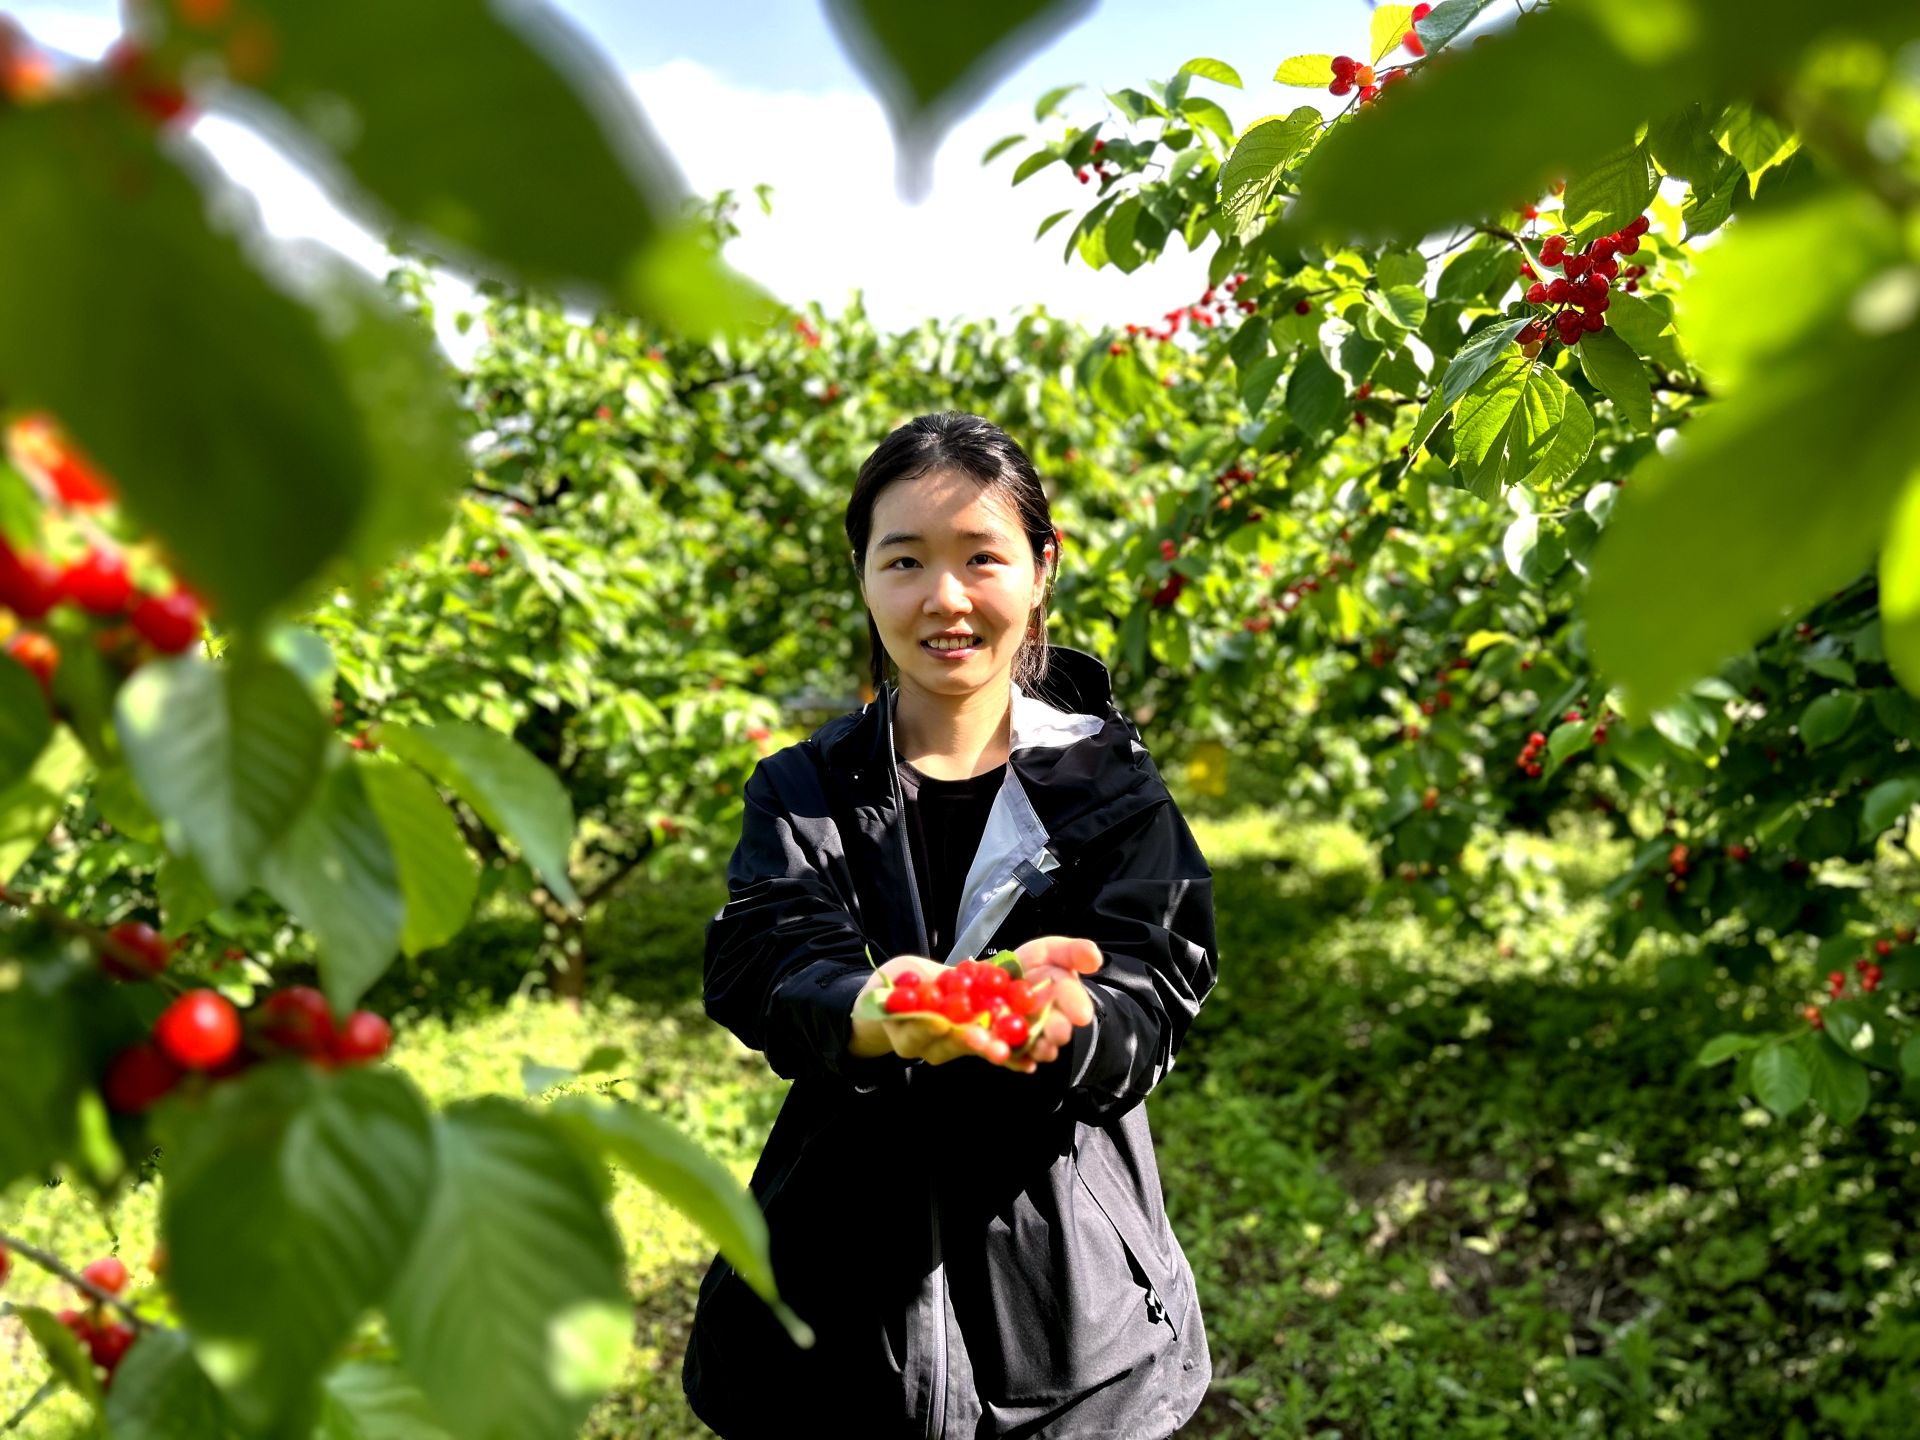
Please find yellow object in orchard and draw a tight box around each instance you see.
[1184,740,1230,798]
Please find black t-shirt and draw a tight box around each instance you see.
[896,759,1007,962]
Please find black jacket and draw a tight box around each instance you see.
[682,646,1218,1438]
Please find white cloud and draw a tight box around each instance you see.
[630,58,1213,337]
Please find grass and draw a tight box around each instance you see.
[7,796,1920,1437]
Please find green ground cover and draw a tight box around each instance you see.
[7,797,1920,1438]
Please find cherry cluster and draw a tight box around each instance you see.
[1,416,206,702]
[1805,930,1911,1027]
[1328,6,1425,109]
[792,316,822,349]
[1516,216,1652,350]
[878,955,1048,1052]
[1075,138,1118,186]
[54,1256,140,1386]
[92,921,392,1113]
[1126,273,1253,345]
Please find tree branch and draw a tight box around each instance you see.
[0,1230,151,1330]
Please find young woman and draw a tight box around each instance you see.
[682,412,1218,1438]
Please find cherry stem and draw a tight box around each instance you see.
[0,885,186,997]
[0,1229,151,1330]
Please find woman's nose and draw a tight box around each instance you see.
[928,568,970,609]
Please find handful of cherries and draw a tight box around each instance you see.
[853,950,1056,1056]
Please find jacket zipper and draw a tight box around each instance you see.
[881,687,946,1439]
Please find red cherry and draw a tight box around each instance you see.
[1076,168,1090,184]
[992,1013,1030,1048]
[1539,235,1567,265]
[884,987,921,1015]
[1525,282,1548,304]
[1328,77,1353,96]
[0,547,61,620]
[1563,253,1591,280]
[332,1010,392,1064]
[82,1256,129,1296]
[102,1042,183,1113]
[1628,215,1651,236]
[941,991,976,1024]
[153,990,241,1071]
[58,1309,95,1347]
[1875,938,1893,956]
[1804,1005,1824,1028]
[256,986,336,1055]
[103,920,171,981]
[1357,83,1379,102]
[1330,54,1357,79]
[59,547,133,615]
[89,1321,137,1375]
[128,589,204,654]
[1582,310,1605,333]
[1294,299,1312,314]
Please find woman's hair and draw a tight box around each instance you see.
[846,412,1059,697]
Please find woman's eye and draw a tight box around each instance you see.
[887,555,1000,569]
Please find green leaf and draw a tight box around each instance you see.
[318,1363,457,1440]
[1240,356,1287,414]
[1751,1042,1812,1116]
[1519,390,1594,492]
[160,1065,436,1435]
[388,1099,630,1440]
[1034,207,1073,239]
[1576,326,1654,434]
[1371,284,1429,330]
[105,1328,239,1440]
[259,759,406,1014]
[1860,776,1920,838]
[1370,5,1416,64]
[358,757,480,958]
[980,133,1025,164]
[153,0,693,316]
[0,98,371,628]
[1178,57,1243,88]
[1808,1039,1871,1125]
[1011,147,1059,186]
[1177,96,1236,146]
[375,721,582,911]
[314,263,468,574]
[1217,109,1319,242]
[1901,1034,1920,1079]
[1696,1032,1764,1067]
[17,1303,102,1407]
[0,725,89,887]
[1439,317,1532,410]
[1684,189,1902,392]
[820,0,1097,201]
[1503,514,1568,587]
[158,851,221,937]
[1799,692,1863,751]
[1605,289,1687,372]
[1586,327,1920,717]
[1415,0,1497,51]
[554,1096,808,1348]
[0,652,51,789]
[1286,349,1345,436]
[1453,355,1568,501]
[1561,143,1658,241]
[1717,102,1801,195]
[116,653,328,904]
[1033,82,1082,122]
[1882,474,1920,701]
[1273,54,1336,87]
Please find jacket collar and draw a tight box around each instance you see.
[820,645,1165,854]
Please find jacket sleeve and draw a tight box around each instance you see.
[703,760,914,1093]
[1035,797,1217,1124]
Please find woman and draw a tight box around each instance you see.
[682,412,1217,1438]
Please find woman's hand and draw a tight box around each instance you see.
[998,935,1102,1075]
[847,940,1104,1075]
[849,957,1016,1066]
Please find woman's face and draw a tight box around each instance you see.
[859,468,1051,702]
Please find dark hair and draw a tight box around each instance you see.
[846,412,1059,698]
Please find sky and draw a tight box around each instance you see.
[9,1,1373,358]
